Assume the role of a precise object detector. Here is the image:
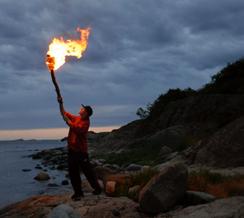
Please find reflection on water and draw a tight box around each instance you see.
[0,140,71,208]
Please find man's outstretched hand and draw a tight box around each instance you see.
[56,96,69,125]
[63,115,70,124]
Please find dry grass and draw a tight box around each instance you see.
[111,168,158,199]
[188,168,244,198]
[130,168,158,187]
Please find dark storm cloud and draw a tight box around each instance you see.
[173,0,244,33]
[0,0,244,130]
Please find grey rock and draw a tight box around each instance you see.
[47,204,80,218]
[139,162,188,213]
[103,163,120,170]
[0,194,144,218]
[98,158,106,164]
[184,191,216,206]
[126,164,143,171]
[194,117,244,167]
[158,196,244,218]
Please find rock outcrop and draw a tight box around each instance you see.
[184,191,216,206]
[86,60,244,168]
[0,194,145,218]
[1,191,243,218]
[86,93,244,168]
[157,196,244,218]
[193,117,244,167]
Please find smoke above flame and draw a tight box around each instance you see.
[46,27,91,71]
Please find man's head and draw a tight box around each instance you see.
[79,105,93,119]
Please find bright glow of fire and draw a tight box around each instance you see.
[46,27,90,71]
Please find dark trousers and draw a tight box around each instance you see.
[68,150,101,195]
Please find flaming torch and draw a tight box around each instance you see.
[45,27,91,104]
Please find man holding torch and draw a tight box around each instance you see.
[58,97,102,201]
[46,27,101,201]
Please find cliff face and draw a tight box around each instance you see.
[193,117,244,167]
[91,59,244,168]
[139,94,244,138]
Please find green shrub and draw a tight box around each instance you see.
[200,58,244,94]
[148,88,196,119]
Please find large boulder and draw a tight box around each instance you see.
[139,162,188,213]
[158,196,244,218]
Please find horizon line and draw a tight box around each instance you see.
[0,126,120,140]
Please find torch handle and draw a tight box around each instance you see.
[50,70,62,99]
[50,70,67,121]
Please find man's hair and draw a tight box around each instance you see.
[82,105,93,117]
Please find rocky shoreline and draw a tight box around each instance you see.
[30,145,146,172]
[0,147,244,217]
[1,194,244,218]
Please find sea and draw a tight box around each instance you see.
[0,139,72,209]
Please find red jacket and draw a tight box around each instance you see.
[64,111,90,153]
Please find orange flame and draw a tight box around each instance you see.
[46,27,91,71]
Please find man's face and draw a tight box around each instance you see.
[79,107,88,119]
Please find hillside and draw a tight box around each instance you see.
[90,58,244,168]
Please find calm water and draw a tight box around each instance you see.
[0,140,71,208]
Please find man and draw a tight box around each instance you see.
[57,97,102,201]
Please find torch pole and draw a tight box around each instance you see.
[50,69,62,100]
[50,69,67,121]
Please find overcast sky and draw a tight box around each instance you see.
[0,0,244,131]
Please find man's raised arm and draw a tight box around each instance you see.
[57,97,70,124]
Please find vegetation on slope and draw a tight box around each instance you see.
[137,58,244,120]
